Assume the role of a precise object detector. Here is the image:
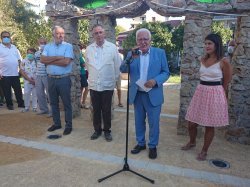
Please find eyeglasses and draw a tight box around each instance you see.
[137,38,150,42]
[94,31,103,35]
[55,32,64,36]
[2,36,10,38]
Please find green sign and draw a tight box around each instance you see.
[195,0,228,3]
[72,0,108,9]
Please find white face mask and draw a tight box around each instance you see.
[228,46,234,54]
[39,44,45,50]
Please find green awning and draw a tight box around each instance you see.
[72,0,108,9]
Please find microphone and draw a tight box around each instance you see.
[124,48,141,65]
[131,48,141,56]
[124,51,133,65]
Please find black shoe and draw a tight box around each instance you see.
[131,144,146,154]
[63,128,72,135]
[149,148,157,159]
[104,132,112,142]
[90,131,102,140]
[18,104,25,108]
[47,125,62,132]
[7,105,14,110]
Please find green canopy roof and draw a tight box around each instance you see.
[72,0,108,9]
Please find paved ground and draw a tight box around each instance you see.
[0,81,249,187]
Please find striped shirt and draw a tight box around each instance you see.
[35,50,47,76]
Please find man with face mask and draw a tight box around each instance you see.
[227,39,236,58]
[0,31,24,110]
[41,26,74,136]
[19,48,37,112]
[35,38,51,116]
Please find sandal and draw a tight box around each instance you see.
[181,143,196,150]
[196,152,207,161]
[81,104,89,109]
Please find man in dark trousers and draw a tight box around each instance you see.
[0,31,24,110]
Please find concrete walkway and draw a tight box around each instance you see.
[0,83,250,187]
[0,134,250,186]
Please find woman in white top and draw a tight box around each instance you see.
[181,33,232,161]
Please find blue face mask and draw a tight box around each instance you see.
[27,54,34,61]
[2,37,11,44]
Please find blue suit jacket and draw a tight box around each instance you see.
[120,47,170,106]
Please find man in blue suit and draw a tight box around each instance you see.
[120,28,169,159]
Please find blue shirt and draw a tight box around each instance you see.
[42,41,74,75]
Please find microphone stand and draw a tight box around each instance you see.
[98,55,155,184]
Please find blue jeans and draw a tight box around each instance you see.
[134,91,162,148]
[48,76,72,128]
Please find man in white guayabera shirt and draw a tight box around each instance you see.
[85,24,121,142]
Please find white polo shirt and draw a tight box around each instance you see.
[0,43,22,76]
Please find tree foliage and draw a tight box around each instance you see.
[121,21,184,74]
[122,22,173,55]
[171,22,184,51]
[0,0,52,57]
[211,21,233,45]
[78,19,89,45]
[115,25,126,37]
[122,21,185,59]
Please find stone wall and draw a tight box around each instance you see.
[177,14,212,135]
[226,13,250,145]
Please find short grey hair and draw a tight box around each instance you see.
[52,25,64,35]
[136,28,151,40]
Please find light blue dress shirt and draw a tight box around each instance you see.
[42,41,74,75]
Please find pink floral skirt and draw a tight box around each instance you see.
[185,84,229,127]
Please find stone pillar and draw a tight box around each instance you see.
[177,14,212,135]
[226,13,250,145]
[50,17,82,118]
[88,15,117,44]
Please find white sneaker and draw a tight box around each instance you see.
[37,111,49,115]
[32,108,37,112]
[83,104,89,109]
[47,113,52,118]
[21,108,29,113]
